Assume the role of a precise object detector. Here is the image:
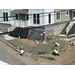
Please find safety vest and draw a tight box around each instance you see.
[21,50,24,54]
[55,42,60,46]
[53,49,58,54]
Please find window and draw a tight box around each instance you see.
[3,12,8,21]
[37,14,40,24]
[49,14,51,23]
[27,15,29,20]
[3,12,5,21]
[66,11,69,16]
[33,14,36,24]
[33,14,40,24]
[56,12,60,21]
[6,13,8,21]
[16,14,18,20]
[74,12,75,17]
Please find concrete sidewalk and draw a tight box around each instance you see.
[8,39,66,55]
[0,31,15,41]
[3,34,15,40]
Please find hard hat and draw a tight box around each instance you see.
[52,48,54,50]
[22,48,24,50]
[53,42,55,43]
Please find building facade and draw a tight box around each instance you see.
[0,9,28,22]
[28,9,54,26]
[28,9,75,27]
[0,9,75,27]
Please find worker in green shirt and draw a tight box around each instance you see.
[53,42,60,51]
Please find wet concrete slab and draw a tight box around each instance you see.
[8,39,66,55]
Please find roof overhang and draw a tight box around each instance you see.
[11,9,28,14]
[69,9,75,11]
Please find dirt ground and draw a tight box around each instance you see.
[33,49,75,65]
[0,36,75,65]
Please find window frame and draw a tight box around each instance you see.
[33,14,36,24]
[33,14,40,24]
[56,11,60,21]
[49,14,51,23]
[6,12,8,21]
[66,10,69,16]
[3,12,6,21]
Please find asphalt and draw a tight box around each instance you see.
[0,43,23,65]
[8,39,66,55]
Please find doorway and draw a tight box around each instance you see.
[19,14,25,21]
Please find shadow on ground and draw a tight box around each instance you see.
[42,57,55,60]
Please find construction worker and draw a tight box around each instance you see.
[53,42,60,51]
[52,48,59,56]
[20,48,25,56]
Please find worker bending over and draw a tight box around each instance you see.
[52,48,59,56]
[53,42,60,51]
[20,48,25,56]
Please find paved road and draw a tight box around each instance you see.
[0,45,23,65]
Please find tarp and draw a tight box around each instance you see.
[9,27,29,38]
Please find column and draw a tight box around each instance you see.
[44,14,48,25]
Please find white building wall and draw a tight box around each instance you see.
[0,9,12,21]
[0,11,2,21]
[28,9,45,26]
[28,9,54,27]
[44,9,54,24]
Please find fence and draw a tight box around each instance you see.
[28,28,45,42]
